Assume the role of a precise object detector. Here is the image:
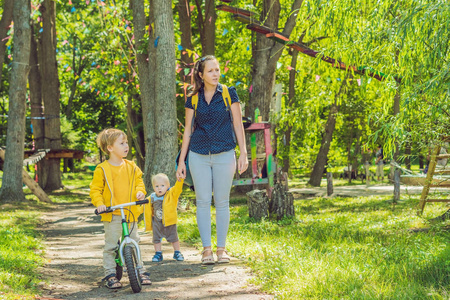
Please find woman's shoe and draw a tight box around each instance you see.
[216,248,230,264]
[201,249,215,265]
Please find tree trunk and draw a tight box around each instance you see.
[269,183,294,220]
[131,0,156,189]
[282,49,298,173]
[309,78,348,186]
[177,0,194,83]
[246,189,269,220]
[239,0,302,188]
[0,0,13,88]
[29,25,44,151]
[152,0,177,182]
[38,0,62,191]
[194,0,216,55]
[0,0,31,203]
[404,142,411,170]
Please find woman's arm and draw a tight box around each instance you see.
[231,102,248,174]
[176,108,194,180]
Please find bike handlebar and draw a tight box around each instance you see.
[94,199,149,215]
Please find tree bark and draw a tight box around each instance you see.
[0,0,14,88]
[0,0,31,203]
[282,49,298,173]
[404,142,411,170]
[269,183,294,220]
[236,0,302,190]
[131,0,156,189]
[29,25,44,151]
[308,79,347,186]
[152,0,177,182]
[177,0,194,83]
[246,189,269,220]
[38,0,62,191]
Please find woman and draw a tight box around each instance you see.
[176,55,248,264]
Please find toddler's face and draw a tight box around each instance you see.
[153,178,170,197]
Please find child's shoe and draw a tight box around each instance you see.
[173,250,184,261]
[152,251,163,262]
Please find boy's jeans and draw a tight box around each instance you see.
[103,214,144,277]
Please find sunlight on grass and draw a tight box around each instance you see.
[178,194,450,299]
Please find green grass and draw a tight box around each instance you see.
[178,193,450,299]
[0,171,93,299]
[0,202,47,299]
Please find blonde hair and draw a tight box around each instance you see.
[151,173,170,187]
[96,128,127,155]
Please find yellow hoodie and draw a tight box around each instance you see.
[144,178,184,232]
[90,159,146,224]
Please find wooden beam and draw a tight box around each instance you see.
[417,145,440,215]
[426,199,450,203]
[217,4,255,17]
[231,14,260,25]
[0,149,51,203]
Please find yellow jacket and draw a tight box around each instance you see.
[90,160,146,224]
[144,178,184,232]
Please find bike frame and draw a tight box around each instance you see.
[96,200,148,270]
[117,207,142,269]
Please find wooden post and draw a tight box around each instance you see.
[0,149,51,203]
[365,162,370,187]
[417,145,440,215]
[326,172,333,196]
[393,168,400,203]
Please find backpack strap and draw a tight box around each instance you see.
[221,85,236,143]
[190,94,198,136]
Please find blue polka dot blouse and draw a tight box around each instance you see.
[185,83,240,155]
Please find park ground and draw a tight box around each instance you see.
[1,174,449,299]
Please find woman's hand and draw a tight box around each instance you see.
[238,153,249,174]
[176,161,187,180]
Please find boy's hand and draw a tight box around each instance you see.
[136,191,145,200]
[97,205,107,213]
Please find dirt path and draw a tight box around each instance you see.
[38,202,273,300]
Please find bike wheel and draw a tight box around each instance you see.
[123,245,142,293]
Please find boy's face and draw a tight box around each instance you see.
[152,178,170,197]
[107,134,129,158]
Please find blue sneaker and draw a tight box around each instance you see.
[152,251,163,262]
[173,251,184,261]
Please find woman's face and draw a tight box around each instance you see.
[200,59,220,87]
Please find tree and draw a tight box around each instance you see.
[131,0,157,188]
[194,0,216,55]
[0,0,31,202]
[38,0,62,191]
[151,0,177,181]
[177,0,194,83]
[0,0,13,87]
